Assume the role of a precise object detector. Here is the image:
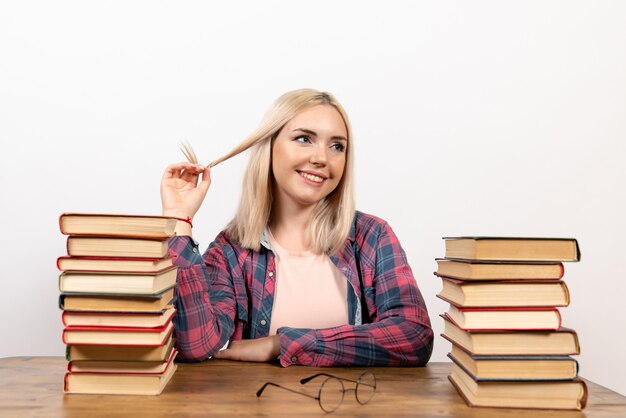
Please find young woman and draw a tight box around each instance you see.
[160,89,433,367]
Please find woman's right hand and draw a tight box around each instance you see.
[160,162,211,223]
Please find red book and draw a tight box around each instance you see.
[62,317,174,346]
[62,306,175,329]
[441,314,580,356]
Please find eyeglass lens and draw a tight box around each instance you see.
[319,377,344,413]
[356,371,376,405]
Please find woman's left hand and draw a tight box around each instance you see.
[213,335,280,363]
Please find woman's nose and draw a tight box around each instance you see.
[309,144,327,166]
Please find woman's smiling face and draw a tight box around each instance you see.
[271,104,348,210]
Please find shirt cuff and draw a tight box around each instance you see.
[168,235,204,268]
[277,327,318,367]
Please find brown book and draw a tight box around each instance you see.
[443,237,580,262]
[441,315,580,355]
[64,354,178,395]
[445,305,562,331]
[66,335,175,361]
[437,277,569,307]
[68,348,178,374]
[57,256,174,273]
[62,319,174,346]
[66,236,170,258]
[59,213,177,239]
[448,344,578,381]
[62,306,175,328]
[58,267,177,295]
[449,363,587,410]
[435,259,564,280]
[60,288,175,313]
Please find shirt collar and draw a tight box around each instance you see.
[258,211,358,251]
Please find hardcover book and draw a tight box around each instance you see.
[57,256,174,273]
[448,344,578,381]
[64,355,177,395]
[445,305,562,331]
[58,267,177,295]
[60,288,175,313]
[67,348,178,374]
[62,320,174,346]
[435,258,564,280]
[66,335,175,362]
[59,213,177,239]
[62,306,175,328]
[66,236,170,258]
[449,363,587,410]
[436,276,570,308]
[441,315,580,356]
[443,237,580,262]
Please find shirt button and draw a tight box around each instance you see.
[260,319,267,326]
[192,247,198,253]
[268,271,274,277]
[291,356,297,362]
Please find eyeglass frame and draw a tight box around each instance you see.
[256,371,377,413]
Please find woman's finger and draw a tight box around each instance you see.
[162,162,204,181]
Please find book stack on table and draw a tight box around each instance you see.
[57,213,179,395]
[435,236,586,410]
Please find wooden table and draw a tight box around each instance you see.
[1,357,624,417]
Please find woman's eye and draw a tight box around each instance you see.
[331,143,346,152]
[294,135,311,143]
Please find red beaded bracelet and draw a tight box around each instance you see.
[175,217,193,228]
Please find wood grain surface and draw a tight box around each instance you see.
[1,357,624,417]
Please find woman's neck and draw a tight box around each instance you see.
[269,201,316,254]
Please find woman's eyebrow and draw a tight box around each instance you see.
[292,128,347,142]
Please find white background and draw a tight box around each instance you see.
[1,1,625,396]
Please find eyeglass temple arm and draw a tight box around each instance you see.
[256,382,318,400]
[300,373,359,385]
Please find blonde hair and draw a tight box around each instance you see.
[210,88,355,255]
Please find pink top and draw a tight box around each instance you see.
[268,230,349,335]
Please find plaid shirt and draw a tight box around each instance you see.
[169,211,433,367]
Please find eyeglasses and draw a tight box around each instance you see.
[256,371,376,413]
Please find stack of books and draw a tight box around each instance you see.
[435,237,587,410]
[57,213,179,395]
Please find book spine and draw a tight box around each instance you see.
[560,281,570,306]
[63,372,70,393]
[59,214,67,235]
[555,309,562,329]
